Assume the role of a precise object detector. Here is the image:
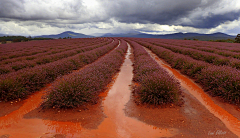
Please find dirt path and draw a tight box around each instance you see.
[76,43,179,138]
[0,39,119,118]
[1,41,240,138]
[0,43,179,138]
[0,40,120,138]
[126,46,240,137]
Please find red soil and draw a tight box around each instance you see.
[0,100,24,117]
[141,47,240,137]
[0,42,240,138]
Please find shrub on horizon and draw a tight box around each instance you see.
[235,34,240,43]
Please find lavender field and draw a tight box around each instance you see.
[1,38,240,137]
[0,38,118,101]
[1,38,240,106]
[131,38,240,105]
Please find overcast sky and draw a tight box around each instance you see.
[0,0,240,36]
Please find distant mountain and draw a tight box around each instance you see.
[91,33,107,37]
[101,32,235,40]
[102,32,145,38]
[35,31,94,39]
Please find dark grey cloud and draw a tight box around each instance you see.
[182,11,240,28]
[0,0,87,21]
[0,0,25,18]
[101,0,201,23]
[100,0,240,28]
[0,0,239,33]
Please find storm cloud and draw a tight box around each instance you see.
[0,0,239,35]
[100,0,240,28]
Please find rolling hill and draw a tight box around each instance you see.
[35,31,94,39]
[101,32,235,41]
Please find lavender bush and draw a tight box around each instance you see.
[153,43,240,68]
[135,38,240,105]
[199,66,240,103]
[42,39,127,108]
[0,38,105,60]
[0,39,111,74]
[0,39,118,101]
[127,40,182,105]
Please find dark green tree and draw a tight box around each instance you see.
[23,38,29,42]
[235,34,240,43]
[12,38,21,43]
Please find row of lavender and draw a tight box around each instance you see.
[0,40,119,101]
[0,38,108,65]
[0,38,103,54]
[0,38,105,61]
[0,40,112,74]
[156,38,240,52]
[42,40,127,108]
[154,39,240,59]
[135,39,240,105]
[127,40,182,105]
[188,45,240,59]
[145,40,240,69]
[152,40,240,59]
[171,42,240,59]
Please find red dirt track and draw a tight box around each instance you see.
[0,39,240,138]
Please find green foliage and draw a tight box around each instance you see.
[12,38,22,43]
[63,37,72,39]
[235,34,240,43]
[0,36,25,42]
[0,36,52,43]
[209,39,235,43]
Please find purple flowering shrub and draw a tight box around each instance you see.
[0,77,26,100]
[153,43,240,68]
[128,40,182,105]
[0,39,118,101]
[139,73,181,105]
[0,38,106,61]
[137,41,208,78]
[0,39,111,74]
[42,40,127,108]
[149,38,240,52]
[184,45,240,59]
[135,39,240,105]
[199,66,240,103]
[157,39,240,59]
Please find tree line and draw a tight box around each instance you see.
[0,36,52,44]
